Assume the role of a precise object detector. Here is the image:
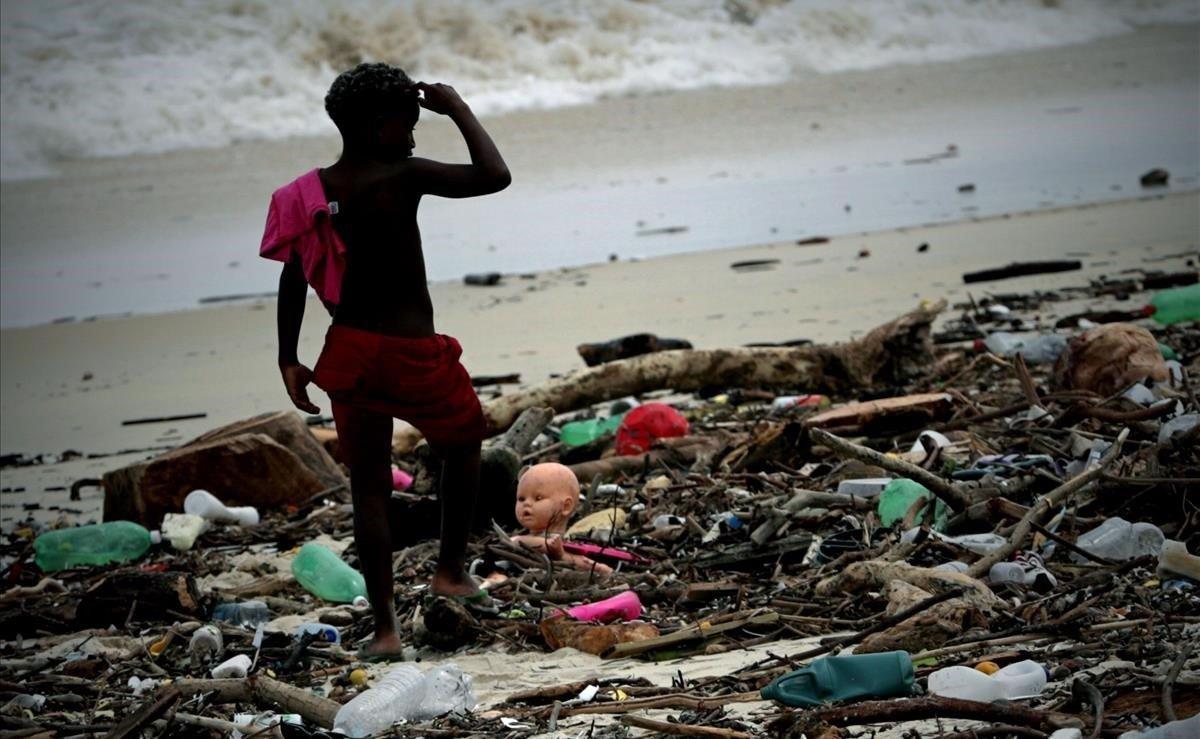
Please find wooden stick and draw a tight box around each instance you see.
[809,428,971,510]
[1162,641,1193,723]
[810,696,1082,731]
[103,686,181,739]
[967,428,1128,579]
[551,690,762,718]
[621,715,755,738]
[171,675,339,729]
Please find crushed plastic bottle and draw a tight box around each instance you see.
[927,660,1047,701]
[988,552,1057,591]
[1157,539,1200,581]
[291,542,368,604]
[1072,517,1165,562]
[837,478,892,497]
[212,600,270,628]
[1118,713,1200,738]
[188,625,224,661]
[760,651,915,707]
[34,521,161,572]
[160,513,209,551]
[877,479,948,531]
[333,663,476,737]
[184,489,259,526]
[982,332,1069,364]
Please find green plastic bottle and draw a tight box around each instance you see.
[877,479,948,531]
[291,542,367,603]
[560,413,626,447]
[761,651,916,707]
[34,521,159,572]
[1151,284,1200,325]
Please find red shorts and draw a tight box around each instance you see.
[312,325,488,447]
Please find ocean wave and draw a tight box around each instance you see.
[2,0,1196,180]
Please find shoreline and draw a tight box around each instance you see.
[2,23,1197,329]
[3,191,1197,532]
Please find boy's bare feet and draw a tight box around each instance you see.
[430,564,479,596]
[358,630,405,660]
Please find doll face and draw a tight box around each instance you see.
[515,463,579,534]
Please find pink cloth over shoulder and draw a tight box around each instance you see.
[260,169,346,305]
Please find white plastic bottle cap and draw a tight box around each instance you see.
[352,595,369,609]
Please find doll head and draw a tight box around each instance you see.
[515,462,580,534]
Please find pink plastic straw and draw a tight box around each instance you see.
[565,590,643,623]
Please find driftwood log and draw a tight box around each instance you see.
[394,301,945,453]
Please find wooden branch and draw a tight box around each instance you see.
[171,675,339,729]
[810,696,1082,731]
[394,302,944,451]
[104,686,181,739]
[603,611,780,659]
[967,428,1128,578]
[621,714,756,738]
[809,428,971,511]
[551,690,762,718]
[1162,641,1193,723]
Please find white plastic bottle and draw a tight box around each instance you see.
[188,625,224,661]
[211,654,251,678]
[927,660,1046,701]
[334,665,427,737]
[184,489,260,527]
[983,332,1068,364]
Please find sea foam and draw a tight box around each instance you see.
[2,0,1196,180]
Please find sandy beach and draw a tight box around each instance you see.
[2,189,1197,532]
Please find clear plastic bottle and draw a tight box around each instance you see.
[560,414,625,447]
[415,664,477,721]
[291,542,368,603]
[294,623,341,645]
[212,600,270,628]
[34,521,160,572]
[184,489,259,526]
[1072,517,1165,562]
[982,332,1069,364]
[927,660,1047,701]
[1118,714,1200,739]
[334,665,427,737]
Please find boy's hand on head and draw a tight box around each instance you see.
[279,362,320,415]
[415,82,466,116]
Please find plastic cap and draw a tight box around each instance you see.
[352,595,369,609]
[150,531,162,544]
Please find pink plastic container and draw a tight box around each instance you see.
[565,591,643,623]
[391,466,414,491]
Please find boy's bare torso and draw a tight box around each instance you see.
[319,163,435,338]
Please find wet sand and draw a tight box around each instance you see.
[2,190,1197,531]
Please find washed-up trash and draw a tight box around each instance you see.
[1053,323,1169,396]
[566,507,626,540]
[615,403,689,455]
[560,413,625,447]
[232,713,302,739]
[211,654,252,678]
[160,512,209,551]
[188,624,224,661]
[1157,540,1200,581]
[760,651,915,707]
[564,591,643,623]
[333,664,476,737]
[1072,517,1165,562]
[391,466,413,491]
[982,331,1068,364]
[34,521,160,572]
[1119,713,1200,738]
[877,479,948,530]
[837,478,892,497]
[927,660,1047,701]
[771,394,830,411]
[1158,413,1198,444]
[989,552,1057,590]
[294,623,341,645]
[213,600,271,628]
[291,542,368,604]
[185,488,260,526]
[127,676,160,696]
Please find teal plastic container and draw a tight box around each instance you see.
[560,413,625,447]
[34,521,157,572]
[291,543,367,603]
[1151,284,1200,325]
[877,479,948,531]
[761,651,915,707]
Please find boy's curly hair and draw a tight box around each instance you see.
[325,63,419,133]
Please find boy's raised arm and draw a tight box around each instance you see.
[276,259,320,414]
[408,82,511,198]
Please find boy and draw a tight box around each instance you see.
[261,63,510,659]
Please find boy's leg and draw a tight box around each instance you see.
[430,438,483,596]
[331,400,402,656]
